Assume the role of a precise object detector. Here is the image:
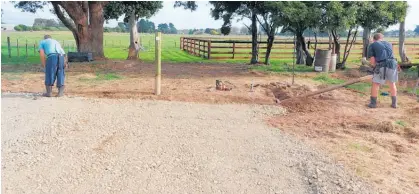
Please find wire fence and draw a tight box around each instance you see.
[1,35,180,64]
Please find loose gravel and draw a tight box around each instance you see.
[1,93,376,193]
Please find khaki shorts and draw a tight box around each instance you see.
[372,67,398,85]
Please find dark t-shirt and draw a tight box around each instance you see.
[367,41,394,62]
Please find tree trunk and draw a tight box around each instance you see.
[362,27,371,57]
[295,31,313,66]
[88,2,105,59]
[51,2,106,60]
[265,35,274,65]
[332,30,341,63]
[340,28,358,69]
[250,10,258,64]
[127,10,139,60]
[399,21,409,62]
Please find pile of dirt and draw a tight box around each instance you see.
[280,98,330,113]
[259,82,315,100]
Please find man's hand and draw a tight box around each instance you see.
[64,55,68,69]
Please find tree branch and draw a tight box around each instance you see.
[51,2,76,33]
[256,16,268,34]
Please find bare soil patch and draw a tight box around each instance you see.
[2,60,419,193]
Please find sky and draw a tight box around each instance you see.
[1,1,419,30]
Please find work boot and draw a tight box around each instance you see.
[57,86,65,97]
[391,96,397,108]
[43,85,52,97]
[368,96,377,108]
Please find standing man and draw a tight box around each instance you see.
[39,35,67,97]
[367,33,399,108]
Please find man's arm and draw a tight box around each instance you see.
[369,56,376,67]
[367,44,376,67]
[39,49,46,68]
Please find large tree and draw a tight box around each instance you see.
[274,1,323,65]
[104,2,163,60]
[137,19,155,33]
[414,25,419,36]
[15,1,108,59]
[357,1,408,57]
[256,2,283,65]
[320,2,358,67]
[209,1,263,64]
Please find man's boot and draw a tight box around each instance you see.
[391,96,397,108]
[43,85,52,97]
[57,86,65,97]
[368,96,377,108]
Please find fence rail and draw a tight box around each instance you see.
[180,37,419,61]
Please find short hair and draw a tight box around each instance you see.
[44,35,51,39]
[373,33,384,41]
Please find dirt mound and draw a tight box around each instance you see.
[261,82,314,100]
[280,98,330,113]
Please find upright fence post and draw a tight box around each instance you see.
[7,37,11,58]
[25,40,28,58]
[180,37,182,50]
[155,32,162,95]
[198,40,201,57]
[232,42,236,59]
[17,39,19,57]
[34,44,36,56]
[208,40,211,59]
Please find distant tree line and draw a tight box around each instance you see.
[14,18,68,31]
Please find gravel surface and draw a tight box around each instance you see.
[1,94,376,194]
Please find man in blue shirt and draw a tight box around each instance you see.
[39,35,67,97]
[367,33,399,108]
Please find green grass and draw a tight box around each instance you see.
[95,73,121,80]
[345,82,372,93]
[2,31,400,66]
[395,120,407,127]
[312,74,345,85]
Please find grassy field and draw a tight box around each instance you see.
[1,31,419,75]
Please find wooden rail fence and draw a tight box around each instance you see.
[180,37,419,61]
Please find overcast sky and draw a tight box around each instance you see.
[1,1,419,30]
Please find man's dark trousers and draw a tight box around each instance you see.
[45,54,65,87]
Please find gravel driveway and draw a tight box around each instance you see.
[1,94,375,194]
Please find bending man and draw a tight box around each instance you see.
[39,34,67,97]
[367,33,398,108]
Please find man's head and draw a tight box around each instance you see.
[373,33,384,42]
[44,35,51,39]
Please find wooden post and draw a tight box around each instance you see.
[208,41,211,59]
[7,37,11,58]
[198,40,201,57]
[232,42,236,59]
[17,39,19,57]
[180,37,182,49]
[155,32,162,95]
[25,40,28,58]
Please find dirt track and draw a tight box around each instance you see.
[1,94,375,193]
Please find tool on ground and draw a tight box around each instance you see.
[279,75,373,103]
[380,92,389,96]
